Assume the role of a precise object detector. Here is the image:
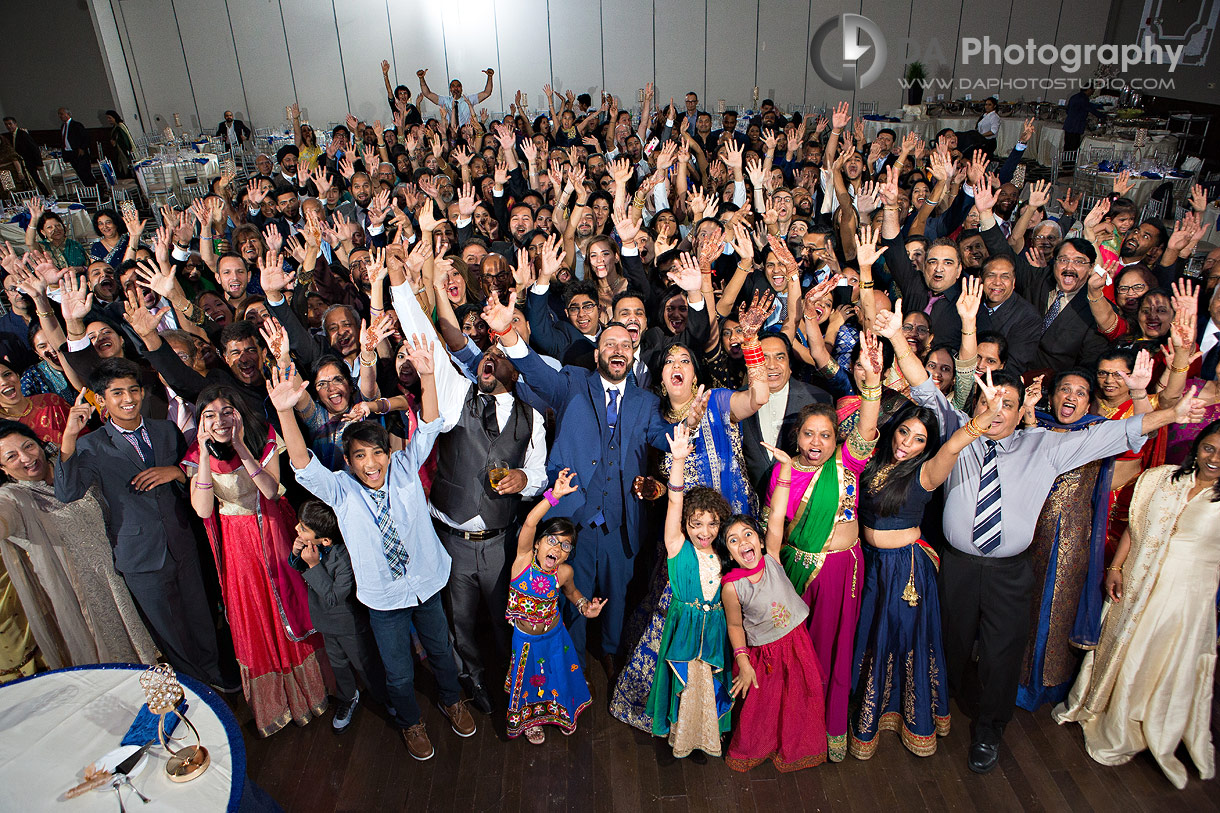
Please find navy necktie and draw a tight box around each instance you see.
[606,388,619,429]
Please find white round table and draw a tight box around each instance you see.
[0,664,247,812]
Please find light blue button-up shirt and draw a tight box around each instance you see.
[294,417,449,611]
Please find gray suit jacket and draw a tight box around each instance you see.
[54,420,194,575]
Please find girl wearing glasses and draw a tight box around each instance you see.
[506,469,605,745]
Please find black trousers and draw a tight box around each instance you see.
[122,544,223,686]
[938,545,1034,745]
[323,628,390,706]
[68,153,95,188]
[435,524,510,685]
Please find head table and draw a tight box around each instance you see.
[0,663,264,812]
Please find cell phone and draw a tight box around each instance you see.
[119,200,137,220]
[832,284,854,309]
[644,137,660,155]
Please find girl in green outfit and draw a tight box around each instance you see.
[646,422,733,763]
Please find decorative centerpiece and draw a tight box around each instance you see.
[139,664,210,782]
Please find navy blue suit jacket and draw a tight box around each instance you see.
[509,345,672,554]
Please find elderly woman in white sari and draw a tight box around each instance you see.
[0,420,157,669]
[1054,418,1220,789]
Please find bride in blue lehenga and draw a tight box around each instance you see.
[1017,371,1114,711]
[610,332,770,732]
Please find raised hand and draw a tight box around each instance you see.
[259,317,290,366]
[63,391,94,440]
[362,311,396,354]
[266,364,308,412]
[854,223,888,268]
[1020,116,1035,144]
[1027,178,1052,209]
[1082,196,1111,230]
[551,467,578,499]
[759,441,793,468]
[728,284,772,336]
[872,299,903,339]
[1118,348,1154,393]
[482,288,517,336]
[1112,169,1133,198]
[60,270,94,323]
[122,289,168,337]
[403,333,435,376]
[1056,187,1080,217]
[134,258,177,300]
[259,252,295,296]
[956,275,983,322]
[667,421,692,461]
[974,369,1003,421]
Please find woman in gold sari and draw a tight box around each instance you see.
[1054,418,1220,789]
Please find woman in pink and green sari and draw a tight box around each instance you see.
[763,331,883,762]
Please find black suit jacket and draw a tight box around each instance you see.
[5,129,42,169]
[978,294,1042,375]
[63,119,88,158]
[216,119,251,147]
[54,419,194,574]
[979,222,1108,372]
[881,233,963,350]
[740,379,833,495]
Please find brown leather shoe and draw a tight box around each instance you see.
[440,700,477,737]
[402,723,434,760]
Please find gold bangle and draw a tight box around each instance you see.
[36,310,55,318]
[860,281,874,289]
[960,329,975,335]
[359,355,377,368]
[1170,364,1190,374]
[1105,566,1122,572]
[1087,294,1103,303]
[893,348,911,363]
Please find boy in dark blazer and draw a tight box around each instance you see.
[55,358,231,690]
[291,500,392,731]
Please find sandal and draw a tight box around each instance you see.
[525,726,546,745]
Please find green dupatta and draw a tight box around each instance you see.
[780,450,852,594]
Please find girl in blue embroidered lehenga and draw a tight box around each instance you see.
[610,319,771,734]
[506,469,605,745]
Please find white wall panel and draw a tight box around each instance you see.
[110,0,194,135]
[495,0,556,120]
[174,0,244,133]
[904,0,964,104]
[335,0,397,122]
[226,0,296,130]
[600,0,654,113]
[1001,0,1057,89]
[386,4,448,123]
[706,0,758,114]
[280,0,349,128]
[756,0,811,107]
[860,0,917,112]
[654,0,707,105]
[547,0,604,102]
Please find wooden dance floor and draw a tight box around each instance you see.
[230,662,1220,811]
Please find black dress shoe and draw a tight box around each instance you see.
[968,740,1000,774]
[469,682,493,715]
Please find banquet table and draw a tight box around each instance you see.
[135,153,221,198]
[929,116,1062,161]
[0,664,250,812]
[1078,133,1179,163]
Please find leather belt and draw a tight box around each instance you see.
[432,520,507,541]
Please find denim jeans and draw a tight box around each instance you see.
[368,591,463,727]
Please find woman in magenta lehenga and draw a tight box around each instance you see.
[183,385,330,737]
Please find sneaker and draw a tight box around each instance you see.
[332,690,359,732]
[402,723,434,760]
[440,700,477,737]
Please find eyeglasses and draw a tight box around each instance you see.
[315,376,348,391]
[542,535,573,552]
[1095,370,1127,380]
[1054,256,1091,268]
[1116,283,1148,295]
[566,302,597,314]
[901,324,931,337]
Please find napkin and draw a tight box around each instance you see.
[120,699,187,746]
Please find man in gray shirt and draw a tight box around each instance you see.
[881,310,1205,773]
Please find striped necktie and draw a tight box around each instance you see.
[1041,291,1064,334]
[368,488,410,578]
[973,439,1003,554]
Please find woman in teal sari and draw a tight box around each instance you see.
[1017,369,1115,710]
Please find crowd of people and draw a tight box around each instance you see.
[1,61,1219,789]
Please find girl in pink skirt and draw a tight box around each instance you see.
[719,447,829,772]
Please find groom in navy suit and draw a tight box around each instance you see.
[487,296,692,679]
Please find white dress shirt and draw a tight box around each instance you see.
[755,382,789,454]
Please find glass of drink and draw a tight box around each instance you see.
[488,460,509,489]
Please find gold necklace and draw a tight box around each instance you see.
[0,400,32,420]
[792,458,823,472]
[870,461,899,490]
[664,394,697,424]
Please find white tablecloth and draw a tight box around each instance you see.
[0,665,243,812]
[0,202,96,249]
[929,116,1063,161]
[135,153,221,198]
[1078,134,1179,163]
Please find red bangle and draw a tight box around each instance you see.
[742,343,765,366]
[489,325,513,338]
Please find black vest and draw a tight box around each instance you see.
[432,385,534,529]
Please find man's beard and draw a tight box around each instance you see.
[597,353,629,382]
